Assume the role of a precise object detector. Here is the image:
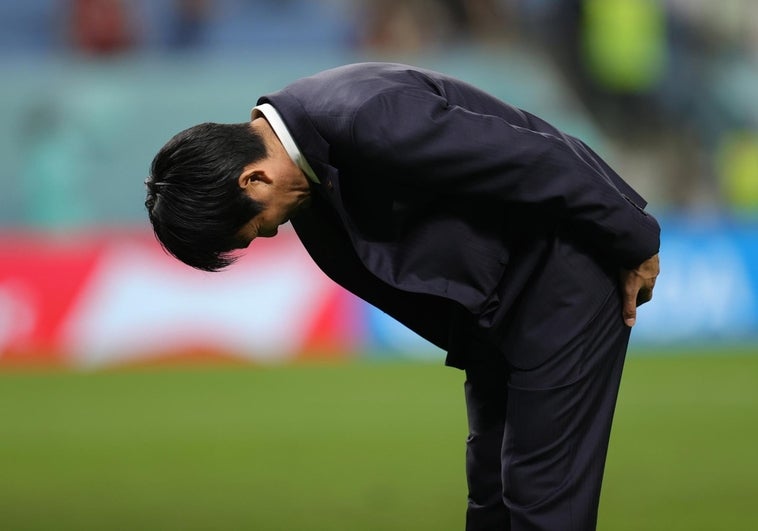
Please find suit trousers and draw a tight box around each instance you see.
[463,287,631,531]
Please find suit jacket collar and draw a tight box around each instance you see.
[258,90,332,173]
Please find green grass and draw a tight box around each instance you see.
[0,353,756,530]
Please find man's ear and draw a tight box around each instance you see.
[238,169,272,190]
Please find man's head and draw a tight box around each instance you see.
[146,119,313,272]
[145,122,267,272]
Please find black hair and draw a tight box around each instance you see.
[145,122,267,271]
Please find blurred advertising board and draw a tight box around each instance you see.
[0,229,364,367]
[0,217,756,367]
[632,216,758,347]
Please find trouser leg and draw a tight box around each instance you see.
[503,290,631,531]
[464,354,510,530]
[462,288,631,531]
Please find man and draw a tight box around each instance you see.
[145,62,660,530]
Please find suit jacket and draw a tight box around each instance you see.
[258,63,660,369]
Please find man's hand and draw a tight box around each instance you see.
[619,254,660,327]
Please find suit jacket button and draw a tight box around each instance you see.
[326,179,334,191]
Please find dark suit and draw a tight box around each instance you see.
[259,63,660,530]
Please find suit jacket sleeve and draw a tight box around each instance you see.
[347,87,660,269]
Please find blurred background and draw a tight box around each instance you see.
[0,1,756,530]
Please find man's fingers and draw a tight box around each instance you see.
[636,285,653,307]
[623,290,638,327]
[619,270,640,327]
[636,275,656,306]
[620,254,660,327]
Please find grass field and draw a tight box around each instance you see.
[0,351,756,530]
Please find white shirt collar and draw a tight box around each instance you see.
[251,103,320,184]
